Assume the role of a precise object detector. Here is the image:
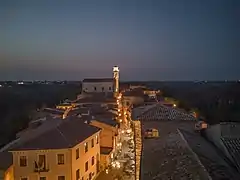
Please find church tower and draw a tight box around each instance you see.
[113,66,119,96]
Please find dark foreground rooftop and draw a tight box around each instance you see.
[141,120,210,180]
[11,118,100,151]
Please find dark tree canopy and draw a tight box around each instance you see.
[0,83,80,147]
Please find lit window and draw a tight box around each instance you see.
[40,177,46,180]
[91,138,94,148]
[76,148,79,159]
[85,161,88,172]
[85,142,88,153]
[20,156,27,167]
[96,135,99,144]
[57,154,64,165]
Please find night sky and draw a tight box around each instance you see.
[0,0,239,81]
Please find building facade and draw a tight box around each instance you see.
[82,79,114,93]
[10,119,101,180]
[81,66,120,94]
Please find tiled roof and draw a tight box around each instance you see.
[221,137,240,172]
[93,117,118,127]
[220,123,240,137]
[11,118,100,151]
[68,107,90,116]
[123,90,144,97]
[100,147,113,155]
[83,92,114,98]
[141,121,209,180]
[138,104,196,121]
[43,108,65,115]
[82,78,114,83]
[4,117,62,151]
[0,151,12,170]
[76,97,115,104]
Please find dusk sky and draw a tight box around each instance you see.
[0,0,239,81]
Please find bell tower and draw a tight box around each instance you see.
[113,66,119,96]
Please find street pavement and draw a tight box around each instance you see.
[96,129,135,180]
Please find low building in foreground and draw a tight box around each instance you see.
[204,122,240,173]
[1,118,101,180]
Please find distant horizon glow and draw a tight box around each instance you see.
[0,0,239,81]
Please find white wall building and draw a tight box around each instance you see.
[82,78,114,93]
[82,66,120,94]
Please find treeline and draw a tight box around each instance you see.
[151,82,240,125]
[0,84,81,147]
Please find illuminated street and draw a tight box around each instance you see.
[96,129,135,180]
[97,93,136,180]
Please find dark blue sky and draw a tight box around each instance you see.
[0,0,239,81]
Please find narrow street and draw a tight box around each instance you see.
[96,128,135,180]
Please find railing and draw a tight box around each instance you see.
[33,162,49,173]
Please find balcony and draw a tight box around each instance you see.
[33,161,49,173]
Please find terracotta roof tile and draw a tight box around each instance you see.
[11,118,100,151]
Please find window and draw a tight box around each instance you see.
[89,173,92,180]
[85,142,88,153]
[40,177,46,180]
[20,156,27,167]
[76,148,79,159]
[38,155,46,167]
[76,169,80,180]
[57,154,64,165]
[58,176,65,180]
[91,156,95,165]
[102,87,104,91]
[21,178,28,180]
[94,87,97,91]
[109,86,112,90]
[96,135,99,144]
[91,139,94,148]
[85,161,88,172]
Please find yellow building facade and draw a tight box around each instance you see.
[8,118,101,180]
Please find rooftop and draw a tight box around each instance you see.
[68,107,90,116]
[43,108,65,115]
[75,96,115,104]
[141,120,210,180]
[92,117,118,127]
[11,117,100,151]
[122,89,144,97]
[82,78,114,83]
[137,104,196,121]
